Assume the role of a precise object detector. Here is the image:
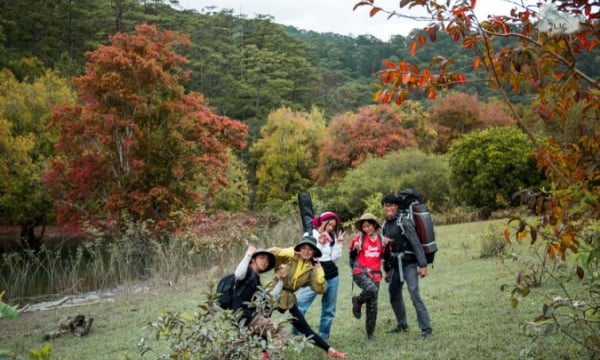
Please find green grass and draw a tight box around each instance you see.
[0,219,578,359]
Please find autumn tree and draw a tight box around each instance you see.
[355,0,599,355]
[0,69,75,249]
[44,23,247,233]
[427,92,515,153]
[313,104,417,184]
[250,106,325,204]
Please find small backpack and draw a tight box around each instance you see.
[215,273,236,309]
[396,189,438,265]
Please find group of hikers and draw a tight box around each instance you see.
[226,192,433,358]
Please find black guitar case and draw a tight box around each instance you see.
[298,191,314,235]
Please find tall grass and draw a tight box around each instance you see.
[0,218,581,359]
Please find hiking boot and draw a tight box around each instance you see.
[351,296,362,319]
[386,326,409,334]
[326,348,347,358]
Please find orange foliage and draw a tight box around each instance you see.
[313,104,417,184]
[428,93,515,153]
[44,24,247,233]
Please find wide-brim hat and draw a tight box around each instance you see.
[251,248,276,273]
[354,213,381,231]
[294,236,322,258]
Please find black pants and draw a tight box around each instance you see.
[279,305,330,352]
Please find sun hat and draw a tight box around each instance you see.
[251,248,276,273]
[294,236,323,258]
[354,213,381,231]
[312,211,340,228]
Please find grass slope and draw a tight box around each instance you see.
[0,219,573,359]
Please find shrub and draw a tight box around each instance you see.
[322,148,450,220]
[479,224,505,258]
[139,280,307,359]
[448,126,546,218]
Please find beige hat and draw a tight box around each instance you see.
[354,213,381,231]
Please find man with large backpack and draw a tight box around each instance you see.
[381,193,433,340]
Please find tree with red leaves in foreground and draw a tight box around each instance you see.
[44,23,247,233]
[355,1,599,355]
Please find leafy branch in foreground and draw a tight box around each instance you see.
[354,0,600,357]
[138,279,307,360]
[0,290,19,320]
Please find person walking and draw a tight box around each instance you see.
[348,213,388,343]
[294,211,344,341]
[381,193,433,339]
[269,236,347,358]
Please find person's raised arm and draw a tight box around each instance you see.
[234,245,255,280]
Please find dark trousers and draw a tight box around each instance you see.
[279,305,330,352]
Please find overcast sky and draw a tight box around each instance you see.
[177,0,536,41]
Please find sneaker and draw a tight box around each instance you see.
[367,334,376,343]
[326,348,347,358]
[351,296,361,319]
[386,326,409,333]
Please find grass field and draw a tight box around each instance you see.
[0,219,577,359]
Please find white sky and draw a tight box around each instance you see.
[177,0,538,41]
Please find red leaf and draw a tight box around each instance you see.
[409,41,418,56]
[353,1,374,11]
[471,0,477,9]
[453,7,468,16]
[473,57,480,69]
[369,7,381,17]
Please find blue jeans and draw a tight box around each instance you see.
[293,275,339,340]
[388,262,432,334]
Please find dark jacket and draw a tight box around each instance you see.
[231,265,261,324]
[382,211,428,271]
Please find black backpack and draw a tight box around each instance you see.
[396,189,438,265]
[215,273,236,309]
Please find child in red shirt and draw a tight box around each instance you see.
[348,213,388,342]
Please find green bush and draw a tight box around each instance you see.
[448,126,546,217]
[322,148,450,220]
[140,280,307,360]
[479,224,505,258]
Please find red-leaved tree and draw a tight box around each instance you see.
[355,0,599,354]
[313,104,417,184]
[44,23,247,233]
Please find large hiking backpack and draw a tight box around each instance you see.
[215,273,236,309]
[397,189,437,265]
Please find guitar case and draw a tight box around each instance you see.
[297,191,314,235]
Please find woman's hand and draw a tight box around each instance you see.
[336,229,345,243]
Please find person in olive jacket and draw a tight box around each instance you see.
[269,236,347,358]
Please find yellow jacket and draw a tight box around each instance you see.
[268,246,327,309]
